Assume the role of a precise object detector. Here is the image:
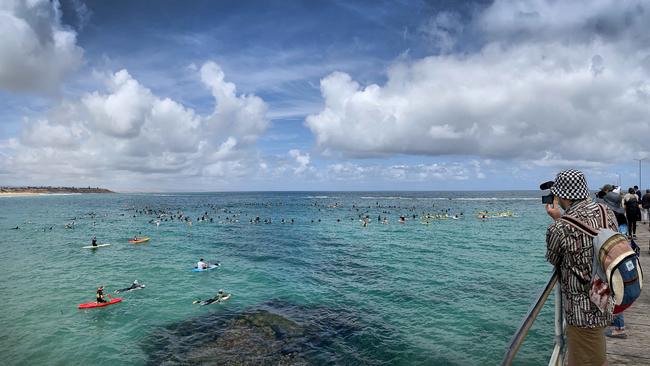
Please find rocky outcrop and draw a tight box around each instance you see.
[0,186,113,194]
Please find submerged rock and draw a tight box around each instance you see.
[183,310,308,365]
[144,300,374,366]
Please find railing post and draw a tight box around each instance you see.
[548,284,564,366]
[501,270,559,366]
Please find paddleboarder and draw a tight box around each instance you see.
[197,258,208,270]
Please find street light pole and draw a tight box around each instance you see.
[636,159,641,189]
[636,158,648,189]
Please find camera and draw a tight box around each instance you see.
[542,194,554,204]
[540,180,554,205]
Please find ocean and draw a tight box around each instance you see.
[0,191,556,365]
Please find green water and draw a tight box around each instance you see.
[0,192,556,365]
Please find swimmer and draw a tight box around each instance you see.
[115,280,145,294]
[193,289,231,306]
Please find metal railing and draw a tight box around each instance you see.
[500,269,565,366]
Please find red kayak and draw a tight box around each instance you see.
[78,297,122,309]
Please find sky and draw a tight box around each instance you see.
[1,0,649,192]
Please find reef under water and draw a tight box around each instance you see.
[143,300,401,365]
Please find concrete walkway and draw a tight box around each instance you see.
[607,220,650,365]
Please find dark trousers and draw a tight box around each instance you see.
[628,219,637,236]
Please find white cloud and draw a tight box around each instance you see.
[288,149,311,174]
[200,62,268,145]
[2,62,268,190]
[478,0,647,46]
[305,0,650,167]
[69,0,91,31]
[0,0,83,93]
[322,162,471,182]
[82,70,156,138]
[531,152,606,169]
[420,11,464,53]
[21,118,86,149]
[471,160,486,179]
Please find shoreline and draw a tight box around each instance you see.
[0,192,45,197]
[1,187,113,196]
[0,192,95,197]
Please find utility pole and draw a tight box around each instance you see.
[634,159,641,188]
[638,158,647,189]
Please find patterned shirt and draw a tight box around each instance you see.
[546,198,617,327]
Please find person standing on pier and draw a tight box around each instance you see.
[545,170,617,366]
[641,189,650,225]
[623,188,640,239]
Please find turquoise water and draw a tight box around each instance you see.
[0,192,557,365]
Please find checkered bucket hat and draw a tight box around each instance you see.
[550,169,590,200]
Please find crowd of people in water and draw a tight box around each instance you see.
[124,201,522,229]
[68,200,518,305]
[8,199,522,233]
[6,197,529,307]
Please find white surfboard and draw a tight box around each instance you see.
[83,243,111,249]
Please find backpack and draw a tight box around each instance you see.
[561,204,643,314]
[630,239,641,257]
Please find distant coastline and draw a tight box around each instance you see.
[0,186,113,197]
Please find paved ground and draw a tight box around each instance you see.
[607,219,650,365]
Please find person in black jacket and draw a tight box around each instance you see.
[642,189,650,226]
[624,187,641,238]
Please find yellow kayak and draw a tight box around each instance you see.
[128,237,150,244]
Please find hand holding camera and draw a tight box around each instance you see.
[540,180,561,220]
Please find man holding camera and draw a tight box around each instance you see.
[544,170,618,366]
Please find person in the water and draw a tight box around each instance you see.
[213,289,226,301]
[116,280,144,293]
[195,289,230,305]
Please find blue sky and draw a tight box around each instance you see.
[1,0,649,191]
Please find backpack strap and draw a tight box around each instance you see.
[559,203,611,235]
[558,204,614,286]
[558,215,597,285]
[596,204,609,230]
[560,215,599,237]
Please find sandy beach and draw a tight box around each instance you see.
[0,192,43,197]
